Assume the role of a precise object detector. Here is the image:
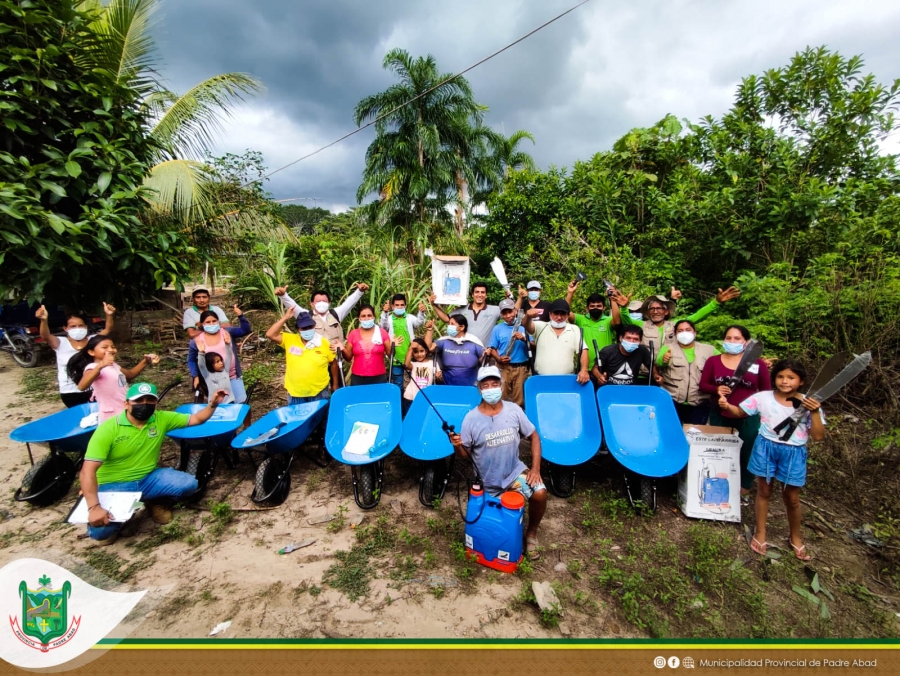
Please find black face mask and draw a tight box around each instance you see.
[130,404,156,421]
[589,308,604,320]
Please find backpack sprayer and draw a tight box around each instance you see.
[402,365,526,572]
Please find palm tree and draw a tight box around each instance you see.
[354,49,484,244]
[495,130,537,179]
[81,0,264,226]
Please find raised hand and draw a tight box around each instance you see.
[233,304,243,317]
[103,302,116,316]
[418,301,426,313]
[568,280,579,293]
[428,293,437,305]
[670,286,682,301]
[518,285,527,299]
[357,283,369,293]
[35,305,48,321]
[274,285,288,297]
[144,353,159,365]
[100,351,116,368]
[383,300,391,313]
[612,289,630,307]
[425,320,434,330]
[281,308,295,322]
[715,286,741,304]
[210,389,229,406]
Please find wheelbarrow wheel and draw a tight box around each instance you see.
[354,463,380,510]
[419,458,449,508]
[15,454,76,506]
[252,456,291,506]
[186,450,215,495]
[639,477,657,512]
[547,463,576,498]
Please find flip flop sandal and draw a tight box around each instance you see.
[525,537,541,561]
[789,540,812,561]
[750,537,768,556]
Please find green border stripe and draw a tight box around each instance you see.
[95,638,900,650]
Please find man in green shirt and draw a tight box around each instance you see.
[80,382,228,545]
[622,286,740,349]
[564,280,629,370]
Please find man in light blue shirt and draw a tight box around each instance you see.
[486,299,529,406]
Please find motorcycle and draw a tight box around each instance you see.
[0,324,39,368]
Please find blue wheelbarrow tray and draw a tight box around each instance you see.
[325,383,401,466]
[10,402,99,453]
[524,375,602,466]
[166,403,250,441]
[232,401,328,454]
[399,385,480,461]
[596,385,689,478]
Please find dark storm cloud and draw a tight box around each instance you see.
[151,0,900,209]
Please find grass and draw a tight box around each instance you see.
[15,367,56,403]
[326,503,349,534]
[322,516,397,601]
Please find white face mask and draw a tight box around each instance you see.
[550,319,567,329]
[314,301,330,314]
[676,331,695,346]
[67,327,88,341]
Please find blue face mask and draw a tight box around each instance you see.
[447,325,458,337]
[203,323,219,334]
[629,312,644,321]
[480,387,502,405]
[360,319,375,329]
[393,308,406,317]
[621,340,640,353]
[300,329,317,342]
[527,291,540,302]
[723,342,745,355]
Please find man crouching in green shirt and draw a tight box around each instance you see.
[79,382,229,545]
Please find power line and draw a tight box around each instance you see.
[244,0,592,187]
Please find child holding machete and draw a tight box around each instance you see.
[718,359,824,561]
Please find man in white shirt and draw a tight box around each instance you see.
[522,299,590,383]
[274,283,369,342]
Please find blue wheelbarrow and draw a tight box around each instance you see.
[596,385,690,511]
[231,401,329,506]
[166,402,251,496]
[10,403,98,506]
[10,382,180,507]
[524,375,602,498]
[325,383,401,510]
[399,385,480,507]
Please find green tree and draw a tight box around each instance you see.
[0,0,193,304]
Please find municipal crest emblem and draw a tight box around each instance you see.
[10,575,80,652]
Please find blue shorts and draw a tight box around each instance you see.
[747,435,807,487]
[506,473,546,500]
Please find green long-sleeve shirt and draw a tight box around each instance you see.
[623,298,720,343]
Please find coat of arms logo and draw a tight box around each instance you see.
[10,574,81,652]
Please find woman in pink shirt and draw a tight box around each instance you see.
[699,325,771,502]
[340,305,393,385]
[67,336,158,423]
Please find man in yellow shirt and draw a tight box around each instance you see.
[266,310,337,404]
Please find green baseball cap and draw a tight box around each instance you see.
[126,382,158,401]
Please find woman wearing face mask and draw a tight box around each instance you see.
[340,305,393,385]
[37,302,115,407]
[699,325,772,502]
[427,314,484,387]
[187,305,251,404]
[656,320,718,424]
[67,336,158,423]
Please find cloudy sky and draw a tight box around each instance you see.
[152,0,900,212]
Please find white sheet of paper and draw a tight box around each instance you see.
[342,422,379,456]
[67,492,143,524]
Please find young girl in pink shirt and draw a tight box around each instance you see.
[67,336,158,422]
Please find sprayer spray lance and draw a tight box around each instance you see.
[399,363,457,438]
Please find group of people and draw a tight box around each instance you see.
[37,278,825,561]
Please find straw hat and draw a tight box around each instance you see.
[639,295,676,320]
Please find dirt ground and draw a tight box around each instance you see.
[1,345,899,641]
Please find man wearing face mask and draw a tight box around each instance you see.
[486,299,530,406]
[450,366,547,560]
[380,293,428,389]
[266,310,338,404]
[518,281,552,321]
[183,288,231,340]
[564,280,629,377]
[521,299,590,384]
[274,283,370,343]
[79,383,229,545]
[594,325,657,386]
[622,285,741,349]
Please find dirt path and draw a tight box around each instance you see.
[0,357,590,640]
